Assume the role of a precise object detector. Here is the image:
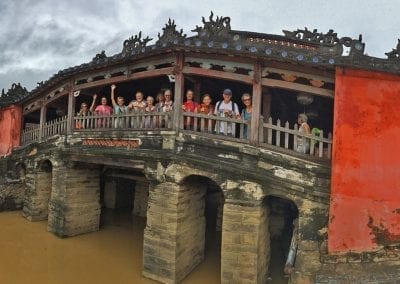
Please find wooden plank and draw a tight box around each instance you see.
[261,78,334,98]
[250,61,262,145]
[39,104,46,142]
[67,89,75,134]
[182,66,253,85]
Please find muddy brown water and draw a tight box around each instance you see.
[0,210,288,284]
[0,210,221,284]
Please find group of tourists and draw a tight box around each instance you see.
[76,85,253,136]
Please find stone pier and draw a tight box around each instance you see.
[23,166,52,221]
[133,180,149,217]
[221,200,270,284]
[143,180,206,283]
[47,163,101,237]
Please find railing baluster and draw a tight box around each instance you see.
[293,123,298,151]
[276,119,281,147]
[239,123,244,139]
[267,117,273,144]
[200,118,205,132]
[284,121,289,149]
[193,115,198,132]
[319,130,324,158]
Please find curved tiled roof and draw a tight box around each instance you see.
[1,11,399,108]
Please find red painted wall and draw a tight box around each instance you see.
[329,67,400,253]
[0,105,22,156]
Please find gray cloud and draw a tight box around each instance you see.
[0,0,399,91]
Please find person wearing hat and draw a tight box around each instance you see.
[214,89,240,135]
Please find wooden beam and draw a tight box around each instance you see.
[250,61,262,145]
[73,67,174,91]
[182,66,253,85]
[261,78,334,98]
[173,53,185,131]
[263,67,334,83]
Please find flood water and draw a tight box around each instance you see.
[0,210,221,284]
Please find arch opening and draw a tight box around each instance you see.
[265,195,299,283]
[179,175,225,282]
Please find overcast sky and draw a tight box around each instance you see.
[0,0,398,91]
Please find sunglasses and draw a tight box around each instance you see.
[242,99,251,102]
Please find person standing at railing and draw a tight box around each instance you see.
[214,89,240,136]
[296,113,310,154]
[128,91,146,128]
[75,102,92,129]
[195,94,214,132]
[91,94,113,128]
[144,96,156,128]
[155,92,165,112]
[162,89,173,112]
[182,90,198,130]
[110,84,128,128]
[241,93,252,139]
[128,91,147,112]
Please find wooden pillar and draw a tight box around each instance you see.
[39,102,47,142]
[250,61,262,145]
[67,88,75,134]
[173,52,185,131]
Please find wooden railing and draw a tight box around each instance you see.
[21,126,40,145]
[73,112,173,131]
[259,117,332,159]
[21,116,68,146]
[181,112,250,140]
[20,111,333,161]
[42,116,68,140]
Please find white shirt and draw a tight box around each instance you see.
[214,100,240,134]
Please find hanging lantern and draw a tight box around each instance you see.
[297,92,314,105]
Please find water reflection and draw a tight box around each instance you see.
[0,210,220,284]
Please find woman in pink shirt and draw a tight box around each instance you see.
[90,94,113,128]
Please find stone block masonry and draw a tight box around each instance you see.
[221,200,269,284]
[143,180,206,283]
[47,164,100,237]
[23,171,52,221]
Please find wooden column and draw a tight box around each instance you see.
[250,61,262,145]
[67,87,75,134]
[173,53,185,131]
[39,102,47,142]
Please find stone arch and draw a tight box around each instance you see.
[263,194,299,282]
